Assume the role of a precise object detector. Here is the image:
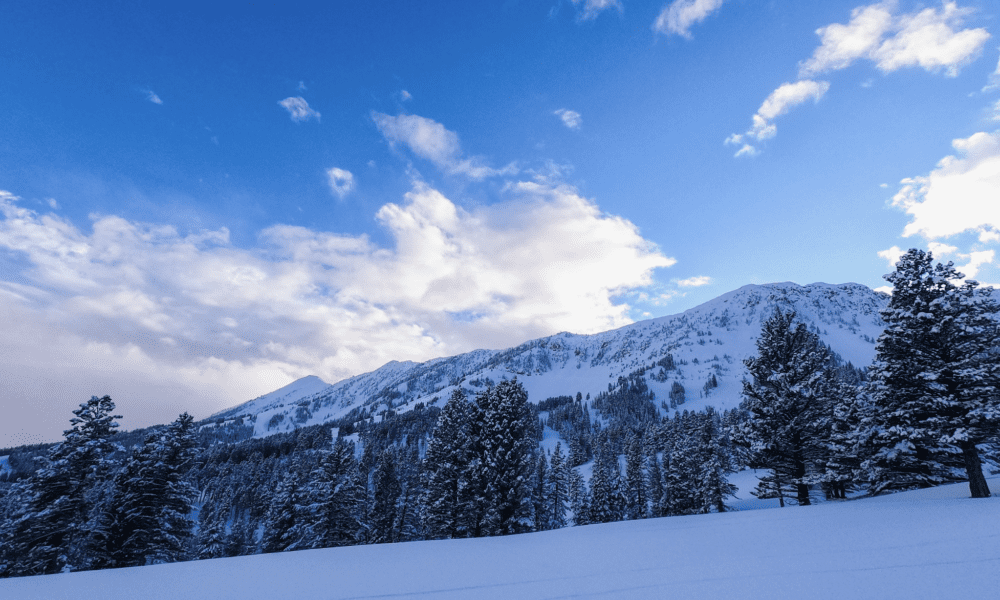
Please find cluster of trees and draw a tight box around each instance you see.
[735,249,1000,504]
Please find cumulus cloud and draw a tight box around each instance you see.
[373,112,516,179]
[326,167,355,199]
[653,0,726,39]
[400,90,413,101]
[572,0,622,21]
[143,89,163,105]
[729,2,988,156]
[676,275,711,287]
[800,2,989,78]
[0,186,673,443]
[554,109,582,130]
[279,96,321,122]
[891,130,1000,240]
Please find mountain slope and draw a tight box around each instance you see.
[213,282,888,437]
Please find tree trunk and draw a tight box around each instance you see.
[961,441,991,498]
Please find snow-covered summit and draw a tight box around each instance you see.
[213,282,889,437]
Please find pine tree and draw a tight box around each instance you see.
[623,433,647,520]
[645,449,663,518]
[301,438,363,548]
[731,310,834,506]
[370,449,402,544]
[531,452,549,532]
[6,396,121,575]
[546,442,569,530]
[693,408,737,513]
[102,413,198,567]
[477,379,534,536]
[260,471,302,553]
[421,390,475,539]
[196,499,229,560]
[568,468,590,526]
[863,249,1000,497]
[588,435,623,524]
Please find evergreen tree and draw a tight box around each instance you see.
[863,249,1000,497]
[6,396,121,575]
[731,310,834,506]
[645,449,663,518]
[568,468,590,526]
[531,452,549,532]
[693,407,737,513]
[588,435,622,524]
[260,471,302,553]
[546,443,569,530]
[102,413,198,567]
[370,449,402,544]
[421,390,475,539]
[196,499,229,560]
[623,433,647,520]
[301,438,363,548]
[477,379,534,536]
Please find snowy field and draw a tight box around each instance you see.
[3,478,998,600]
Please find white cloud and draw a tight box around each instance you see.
[891,130,1000,240]
[733,144,758,158]
[326,167,355,199]
[676,275,711,287]
[956,249,994,278]
[144,89,163,105]
[297,81,308,91]
[927,241,958,257]
[0,186,673,442]
[572,0,622,21]
[730,2,988,157]
[877,246,905,269]
[872,2,990,76]
[278,96,321,122]
[653,0,726,39]
[731,80,830,144]
[400,90,413,101]
[373,112,516,179]
[800,2,989,78]
[799,3,896,77]
[554,109,582,130]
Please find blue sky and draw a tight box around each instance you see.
[2,0,999,444]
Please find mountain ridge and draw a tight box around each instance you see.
[211,281,889,437]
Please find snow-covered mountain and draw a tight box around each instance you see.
[212,282,888,437]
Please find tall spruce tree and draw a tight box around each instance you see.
[102,412,198,567]
[477,379,534,536]
[301,438,363,548]
[546,442,569,530]
[5,396,121,576]
[370,448,402,544]
[260,471,303,553]
[421,390,475,539]
[732,310,834,506]
[863,249,1000,497]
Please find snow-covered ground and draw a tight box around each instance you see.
[4,478,998,599]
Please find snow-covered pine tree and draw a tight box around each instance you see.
[196,498,229,560]
[731,309,834,506]
[546,442,569,530]
[421,390,475,540]
[477,379,534,536]
[863,249,1000,497]
[102,412,198,567]
[260,471,302,553]
[5,395,121,576]
[531,451,549,532]
[623,433,646,520]
[301,438,363,548]
[588,434,623,524]
[370,448,402,544]
[645,449,663,518]
[568,468,590,526]
[693,407,736,513]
